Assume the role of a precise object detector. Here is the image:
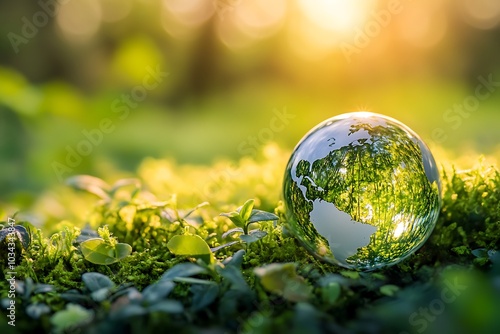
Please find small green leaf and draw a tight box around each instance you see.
[82,272,115,292]
[115,243,133,259]
[238,199,255,222]
[210,241,240,252]
[66,175,110,200]
[51,304,94,333]
[91,288,110,302]
[172,277,216,285]
[248,210,279,223]
[60,291,92,304]
[250,229,267,237]
[16,278,34,298]
[340,271,360,280]
[190,284,219,311]
[142,281,176,304]
[116,287,141,302]
[110,304,147,320]
[292,302,322,332]
[183,202,209,219]
[379,284,399,297]
[220,212,245,228]
[167,235,213,264]
[109,178,141,196]
[148,300,184,314]
[471,248,488,258]
[221,228,244,239]
[254,263,312,302]
[80,238,132,265]
[370,273,387,281]
[33,284,55,294]
[26,303,51,319]
[322,282,341,304]
[217,265,249,291]
[222,249,246,268]
[161,262,207,281]
[240,230,267,244]
[239,234,257,243]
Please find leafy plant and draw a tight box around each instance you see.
[254,262,312,302]
[51,303,94,333]
[220,199,279,245]
[79,226,132,265]
[60,272,132,307]
[109,281,183,321]
[0,278,54,320]
[36,225,81,266]
[167,234,214,264]
[66,175,142,202]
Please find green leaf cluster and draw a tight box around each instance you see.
[1,148,499,333]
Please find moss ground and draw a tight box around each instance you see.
[1,145,499,334]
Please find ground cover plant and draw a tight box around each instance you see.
[1,145,499,334]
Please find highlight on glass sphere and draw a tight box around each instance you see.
[282,112,441,270]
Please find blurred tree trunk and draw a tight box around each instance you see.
[168,17,221,106]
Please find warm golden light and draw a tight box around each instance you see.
[297,0,373,35]
[56,0,102,41]
[216,0,287,50]
[99,0,133,23]
[397,0,448,49]
[461,0,500,29]
[288,0,376,60]
[162,0,214,28]
[235,0,287,38]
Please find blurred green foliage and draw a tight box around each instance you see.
[0,0,499,207]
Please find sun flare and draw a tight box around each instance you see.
[297,0,374,35]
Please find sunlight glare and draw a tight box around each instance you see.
[461,0,500,29]
[56,0,101,42]
[297,0,372,34]
[393,222,405,238]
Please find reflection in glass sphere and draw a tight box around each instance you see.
[283,112,441,270]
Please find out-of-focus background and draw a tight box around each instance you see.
[1,0,499,206]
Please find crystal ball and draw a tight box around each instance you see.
[283,112,441,270]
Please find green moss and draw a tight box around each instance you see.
[1,146,499,333]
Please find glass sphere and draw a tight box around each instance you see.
[283,112,441,270]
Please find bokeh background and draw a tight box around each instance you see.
[1,0,500,207]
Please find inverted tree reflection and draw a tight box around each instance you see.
[284,115,440,269]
